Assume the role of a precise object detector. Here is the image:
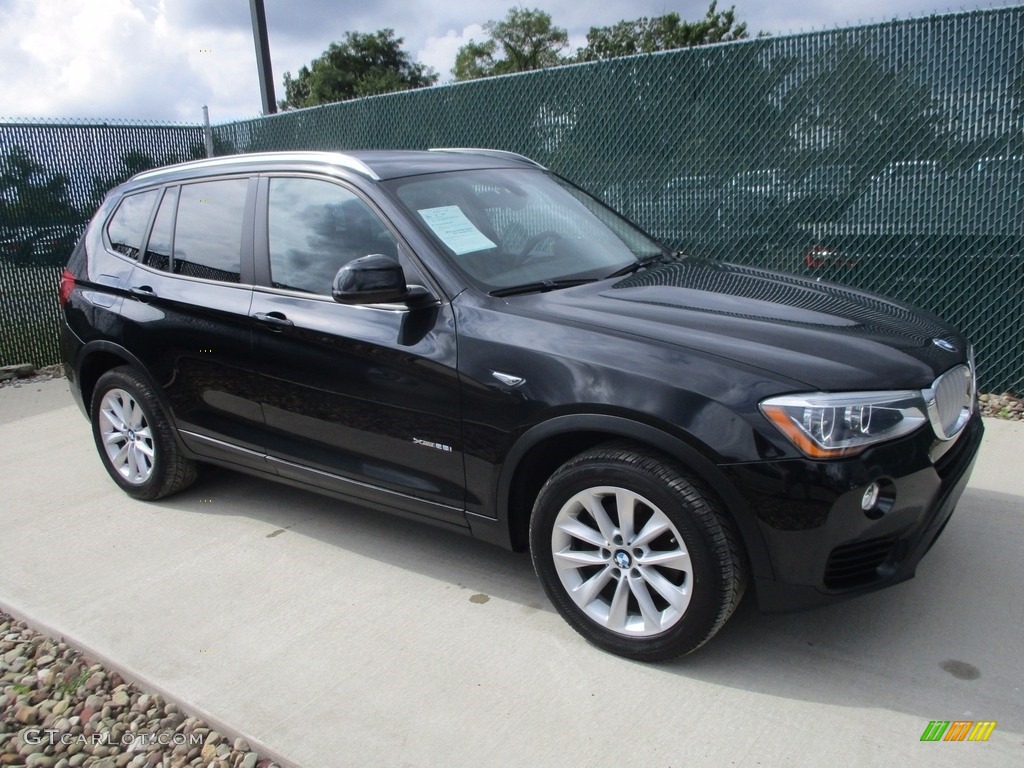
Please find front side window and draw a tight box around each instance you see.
[267,177,399,295]
[384,168,669,291]
[173,179,248,283]
[106,189,159,259]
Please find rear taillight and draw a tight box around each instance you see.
[59,268,75,307]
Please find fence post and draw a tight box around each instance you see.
[202,106,214,157]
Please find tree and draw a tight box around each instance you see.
[453,7,568,81]
[0,146,80,228]
[88,146,204,210]
[576,2,748,62]
[280,29,438,109]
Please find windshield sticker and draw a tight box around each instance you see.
[418,206,496,255]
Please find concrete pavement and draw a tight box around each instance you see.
[1,378,1022,767]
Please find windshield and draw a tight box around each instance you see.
[383,168,669,292]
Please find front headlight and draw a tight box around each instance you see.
[760,391,928,458]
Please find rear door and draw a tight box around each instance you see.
[248,174,466,525]
[120,176,266,468]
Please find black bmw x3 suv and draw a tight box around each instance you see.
[60,149,982,659]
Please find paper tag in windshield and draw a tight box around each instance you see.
[418,206,496,255]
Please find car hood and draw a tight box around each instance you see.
[513,258,966,391]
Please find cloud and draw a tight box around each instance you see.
[0,0,266,121]
[0,0,1004,122]
[417,24,485,82]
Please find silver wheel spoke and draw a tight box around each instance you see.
[128,400,144,430]
[639,567,691,613]
[615,489,638,541]
[137,445,153,473]
[556,517,607,548]
[112,444,130,468]
[574,565,614,606]
[99,407,122,432]
[553,549,607,569]
[128,445,141,480]
[551,485,694,638]
[108,396,129,429]
[132,448,148,475]
[629,576,662,632]
[632,515,671,548]
[606,575,630,631]
[583,493,617,543]
[638,549,691,570]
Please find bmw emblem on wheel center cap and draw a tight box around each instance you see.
[614,551,631,569]
[932,338,956,352]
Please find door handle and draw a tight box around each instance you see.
[252,311,294,330]
[129,285,156,301]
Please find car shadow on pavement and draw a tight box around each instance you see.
[663,485,1024,731]
[153,470,1024,732]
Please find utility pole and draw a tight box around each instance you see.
[249,0,277,115]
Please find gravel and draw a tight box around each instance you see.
[978,391,1024,420]
[0,365,64,391]
[0,612,280,768]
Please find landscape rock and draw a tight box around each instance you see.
[0,611,273,767]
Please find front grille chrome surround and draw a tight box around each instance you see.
[923,363,975,441]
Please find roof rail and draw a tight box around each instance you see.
[130,151,380,183]
[429,147,546,170]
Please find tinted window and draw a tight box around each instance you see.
[106,189,159,259]
[143,187,177,272]
[173,179,248,283]
[268,178,398,294]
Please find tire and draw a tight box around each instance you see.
[90,366,197,500]
[529,442,746,661]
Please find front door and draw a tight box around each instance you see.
[249,175,465,526]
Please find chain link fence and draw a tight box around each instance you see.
[0,120,204,365]
[1,7,1022,392]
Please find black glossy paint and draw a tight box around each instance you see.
[61,150,983,612]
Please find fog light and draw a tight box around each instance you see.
[861,482,881,511]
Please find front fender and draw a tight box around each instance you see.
[471,412,774,582]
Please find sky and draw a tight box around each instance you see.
[0,0,1014,124]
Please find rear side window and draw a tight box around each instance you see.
[106,189,159,259]
[173,179,248,283]
[143,187,177,272]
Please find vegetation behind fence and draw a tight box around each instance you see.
[0,120,204,365]
[1,7,1021,392]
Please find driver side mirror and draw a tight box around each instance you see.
[332,254,433,306]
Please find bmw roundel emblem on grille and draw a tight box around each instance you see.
[932,338,956,352]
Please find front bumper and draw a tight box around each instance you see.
[727,411,984,612]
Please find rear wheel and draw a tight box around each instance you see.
[530,443,746,660]
[90,366,197,500]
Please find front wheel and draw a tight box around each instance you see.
[90,366,197,500]
[530,443,746,660]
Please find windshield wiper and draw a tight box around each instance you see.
[490,278,597,297]
[604,253,669,279]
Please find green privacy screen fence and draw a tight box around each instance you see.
[0,120,205,365]
[2,6,1022,392]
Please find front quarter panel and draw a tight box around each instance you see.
[453,290,805,518]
